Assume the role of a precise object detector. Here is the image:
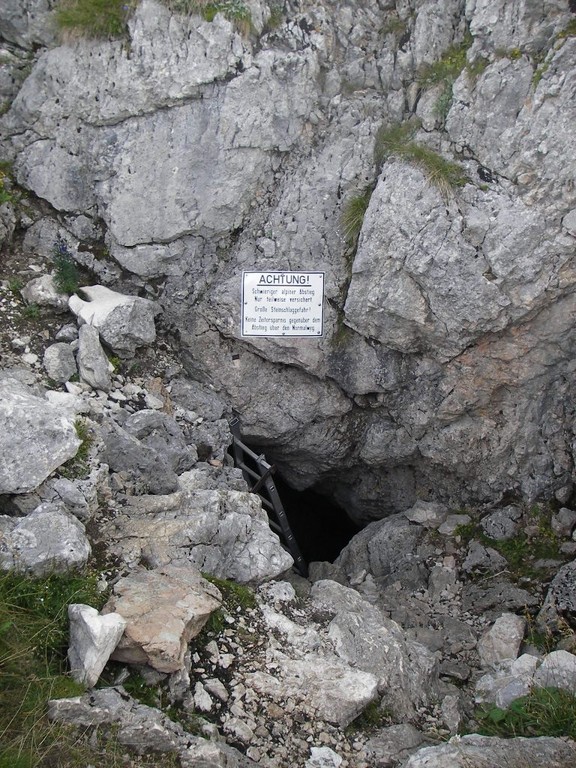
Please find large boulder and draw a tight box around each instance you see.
[0,372,81,494]
[310,579,439,720]
[99,469,293,583]
[103,564,222,673]
[0,502,91,575]
[69,286,157,357]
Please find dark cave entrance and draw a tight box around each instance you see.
[272,474,362,565]
[228,435,360,566]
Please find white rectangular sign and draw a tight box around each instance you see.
[242,271,324,337]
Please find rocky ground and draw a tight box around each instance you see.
[2,237,576,768]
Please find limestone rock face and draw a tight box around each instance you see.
[103,564,222,673]
[3,0,576,521]
[0,372,81,494]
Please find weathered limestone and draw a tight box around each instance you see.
[477,613,526,668]
[69,286,157,357]
[77,324,111,391]
[103,564,222,673]
[404,734,576,768]
[0,502,91,575]
[99,469,294,583]
[0,372,81,494]
[43,342,77,384]
[311,579,439,720]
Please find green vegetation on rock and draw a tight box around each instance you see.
[55,0,133,40]
[0,571,104,767]
[375,121,469,196]
[476,687,576,740]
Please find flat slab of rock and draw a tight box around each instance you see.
[404,734,576,767]
[103,564,222,672]
[245,649,378,728]
[0,372,81,494]
[48,686,257,766]
[69,285,157,357]
[0,502,91,575]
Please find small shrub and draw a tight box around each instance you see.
[466,55,489,79]
[7,277,23,296]
[346,700,392,733]
[476,687,576,739]
[341,188,373,247]
[0,169,15,205]
[52,235,80,295]
[558,19,576,38]
[265,2,284,31]
[202,573,256,611]
[55,0,133,40]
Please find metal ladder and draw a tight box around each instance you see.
[229,415,308,577]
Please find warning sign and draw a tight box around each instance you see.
[241,271,324,337]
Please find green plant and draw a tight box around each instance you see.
[107,354,121,373]
[0,169,15,205]
[558,19,576,38]
[466,55,489,79]
[417,32,473,88]
[532,61,549,87]
[7,277,23,296]
[476,687,576,739]
[381,15,406,37]
[341,188,373,247]
[265,2,284,30]
[375,122,468,196]
[22,303,40,319]
[346,700,392,733]
[202,573,256,611]
[164,0,252,33]
[55,0,133,40]
[59,419,94,480]
[0,571,108,766]
[52,236,80,295]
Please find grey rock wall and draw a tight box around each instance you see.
[2,0,576,522]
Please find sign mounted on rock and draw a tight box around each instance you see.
[241,271,324,337]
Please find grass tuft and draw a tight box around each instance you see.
[375,121,468,196]
[162,0,252,33]
[59,419,94,480]
[55,0,133,40]
[476,687,576,739]
[341,188,373,248]
[0,571,105,765]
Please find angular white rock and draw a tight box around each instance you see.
[68,604,127,688]
[69,285,157,357]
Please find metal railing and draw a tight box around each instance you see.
[229,416,308,577]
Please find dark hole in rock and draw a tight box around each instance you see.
[273,474,362,565]
[227,441,360,564]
